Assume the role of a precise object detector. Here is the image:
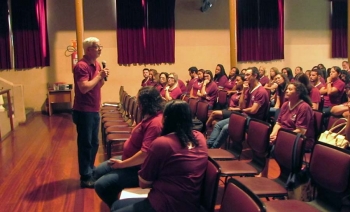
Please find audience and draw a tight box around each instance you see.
[207,67,269,148]
[320,66,345,115]
[295,73,321,110]
[258,66,269,86]
[214,64,228,89]
[161,72,182,101]
[190,69,205,98]
[269,82,314,150]
[141,68,151,87]
[223,67,239,91]
[282,67,294,82]
[186,66,198,95]
[206,74,245,128]
[197,70,218,109]
[309,68,324,90]
[94,87,164,207]
[110,100,208,212]
[155,72,168,93]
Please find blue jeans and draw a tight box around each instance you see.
[93,161,140,207]
[72,110,100,181]
[111,198,156,212]
[207,118,229,148]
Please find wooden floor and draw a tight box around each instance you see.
[0,113,280,212]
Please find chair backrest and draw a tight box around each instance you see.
[188,98,199,118]
[196,101,209,125]
[200,157,221,212]
[135,106,142,124]
[326,115,346,134]
[245,118,271,173]
[227,112,247,156]
[318,95,324,112]
[313,110,324,141]
[274,129,304,181]
[217,90,228,109]
[130,98,138,123]
[123,95,132,116]
[309,143,350,210]
[220,178,266,212]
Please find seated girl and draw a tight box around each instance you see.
[160,72,182,101]
[270,82,315,150]
[206,74,245,128]
[190,69,204,98]
[110,100,208,212]
[197,70,218,109]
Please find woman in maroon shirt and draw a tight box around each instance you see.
[206,74,245,128]
[295,73,321,110]
[190,69,204,98]
[197,70,218,109]
[155,72,168,93]
[223,67,239,92]
[270,82,314,150]
[214,64,228,89]
[161,72,182,101]
[111,100,208,212]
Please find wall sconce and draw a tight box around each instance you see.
[0,95,5,112]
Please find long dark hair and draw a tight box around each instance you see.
[161,100,198,148]
[290,82,312,107]
[294,73,312,95]
[282,67,294,81]
[137,87,164,117]
[276,73,289,93]
[214,64,227,81]
[229,67,240,80]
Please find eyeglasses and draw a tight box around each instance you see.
[90,45,103,50]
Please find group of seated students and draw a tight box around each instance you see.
[140,63,350,152]
[92,63,350,211]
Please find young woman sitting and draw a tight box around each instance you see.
[206,74,245,128]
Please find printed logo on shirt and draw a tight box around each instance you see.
[291,114,296,121]
[251,95,255,101]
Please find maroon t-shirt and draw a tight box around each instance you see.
[215,75,228,88]
[186,77,198,94]
[229,92,241,107]
[223,79,236,91]
[310,87,321,104]
[139,131,208,212]
[73,56,102,112]
[200,81,218,107]
[323,78,345,107]
[314,82,325,90]
[141,78,150,87]
[259,76,269,86]
[178,79,187,93]
[122,112,163,160]
[277,101,314,149]
[161,86,182,100]
[191,80,203,97]
[243,85,269,120]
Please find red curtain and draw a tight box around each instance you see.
[237,0,284,62]
[0,1,11,70]
[11,0,50,69]
[117,0,175,65]
[331,1,347,58]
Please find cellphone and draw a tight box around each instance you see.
[107,160,115,165]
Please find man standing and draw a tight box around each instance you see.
[207,67,269,148]
[72,37,109,188]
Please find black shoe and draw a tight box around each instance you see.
[80,179,95,189]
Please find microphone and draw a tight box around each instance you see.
[102,60,107,81]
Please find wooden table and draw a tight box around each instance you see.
[48,90,72,116]
[0,89,14,140]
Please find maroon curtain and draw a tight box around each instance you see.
[117,0,175,65]
[237,0,284,62]
[117,0,145,64]
[11,0,50,69]
[145,0,175,64]
[331,1,347,58]
[0,1,11,70]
